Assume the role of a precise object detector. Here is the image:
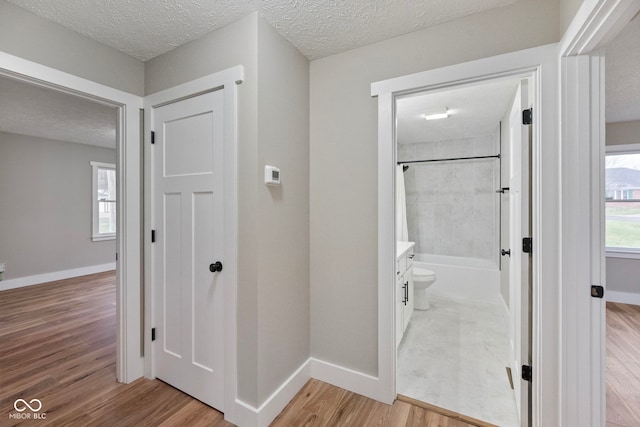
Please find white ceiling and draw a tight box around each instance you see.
[6,0,519,61]
[606,15,640,123]
[0,75,117,148]
[396,78,520,144]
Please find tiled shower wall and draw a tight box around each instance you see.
[398,129,500,263]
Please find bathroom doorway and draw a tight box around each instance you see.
[373,44,558,424]
[392,76,532,426]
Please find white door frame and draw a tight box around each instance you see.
[143,65,243,423]
[371,44,559,426]
[0,52,143,383]
[558,1,640,426]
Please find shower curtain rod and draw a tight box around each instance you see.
[397,154,500,165]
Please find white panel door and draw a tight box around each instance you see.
[152,89,225,410]
[508,80,531,426]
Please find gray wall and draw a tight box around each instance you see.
[560,0,585,34]
[606,120,640,297]
[607,120,640,146]
[256,17,310,404]
[146,13,310,407]
[398,131,500,262]
[0,1,144,96]
[309,0,560,376]
[0,131,116,280]
[607,257,640,295]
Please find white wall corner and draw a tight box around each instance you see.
[310,357,381,402]
[228,359,311,427]
[0,263,116,291]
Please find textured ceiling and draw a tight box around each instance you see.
[6,0,519,61]
[397,78,520,144]
[2,2,636,145]
[0,75,117,148]
[606,15,640,123]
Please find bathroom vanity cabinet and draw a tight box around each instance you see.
[396,242,415,347]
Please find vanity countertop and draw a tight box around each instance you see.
[396,241,415,260]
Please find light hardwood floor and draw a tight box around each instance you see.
[0,272,478,426]
[3,273,639,426]
[606,301,640,427]
[0,272,232,426]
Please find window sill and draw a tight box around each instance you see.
[92,235,116,242]
[606,250,640,260]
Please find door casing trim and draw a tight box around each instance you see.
[0,51,144,383]
[558,0,640,425]
[371,43,559,426]
[143,65,243,423]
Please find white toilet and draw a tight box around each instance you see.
[413,267,437,310]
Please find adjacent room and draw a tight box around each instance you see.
[0,74,122,421]
[603,12,640,427]
[0,74,118,292]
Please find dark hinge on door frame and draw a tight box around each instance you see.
[522,237,533,253]
[591,285,605,298]
[151,328,156,341]
[522,108,533,125]
[151,130,155,144]
[151,230,156,243]
[522,364,532,382]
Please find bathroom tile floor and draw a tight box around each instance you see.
[397,291,519,427]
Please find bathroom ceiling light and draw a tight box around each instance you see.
[424,107,449,120]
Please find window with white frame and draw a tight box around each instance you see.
[91,161,116,241]
[605,145,640,254]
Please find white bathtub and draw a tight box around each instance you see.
[414,254,501,304]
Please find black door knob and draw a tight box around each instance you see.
[501,249,511,257]
[209,261,223,272]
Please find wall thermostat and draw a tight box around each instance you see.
[265,165,281,186]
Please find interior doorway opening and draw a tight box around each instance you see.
[393,75,533,426]
[373,43,559,425]
[0,52,144,383]
[601,11,640,426]
[0,72,122,378]
[557,1,640,424]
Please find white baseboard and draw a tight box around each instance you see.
[310,357,380,402]
[229,357,383,426]
[230,358,311,427]
[0,263,116,291]
[607,290,640,306]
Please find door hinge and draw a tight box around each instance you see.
[522,237,533,253]
[591,285,605,299]
[522,364,532,382]
[151,230,156,243]
[115,252,118,261]
[151,131,155,144]
[522,108,533,125]
[151,328,156,341]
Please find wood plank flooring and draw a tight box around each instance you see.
[0,272,232,426]
[606,302,640,427]
[271,378,477,427]
[0,272,478,426]
[3,273,638,426]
